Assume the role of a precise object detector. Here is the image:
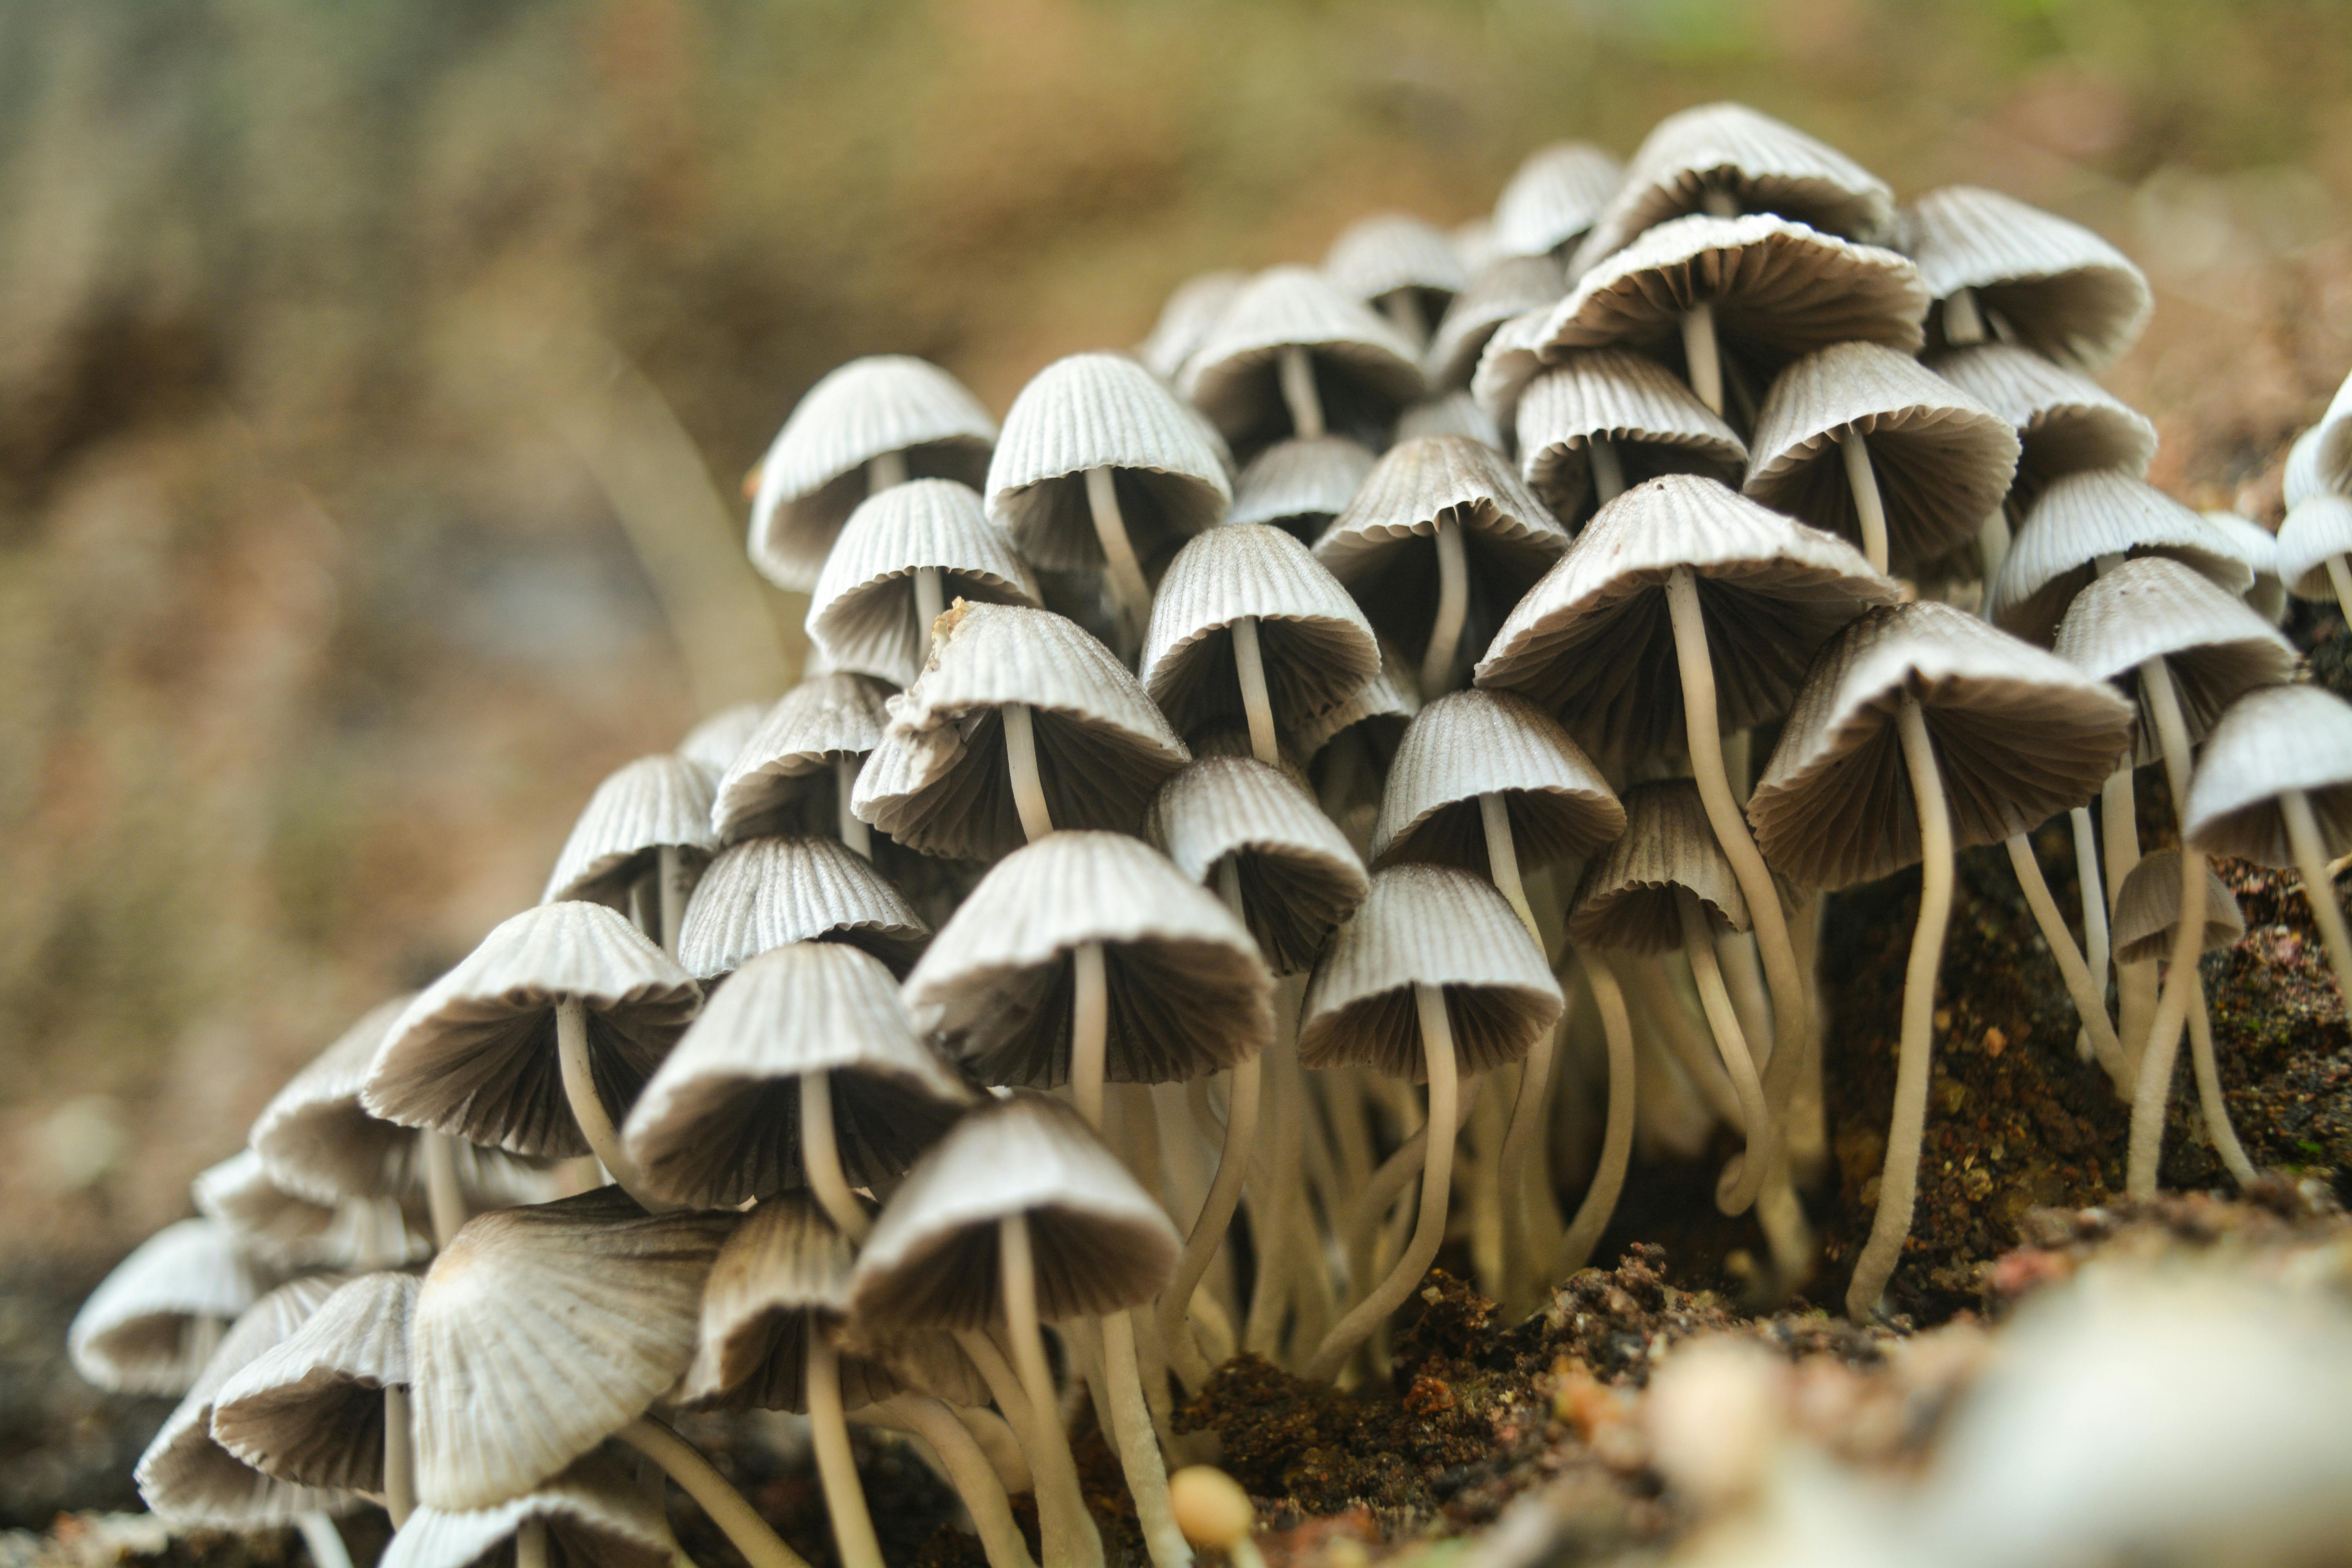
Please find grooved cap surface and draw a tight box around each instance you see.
[675,834,929,981]
[543,756,717,910]
[1370,689,1624,872]
[2183,684,2352,867]
[1990,472,2253,646]
[1324,213,1469,305]
[1568,779,1749,953]
[2277,495,2352,599]
[1145,756,1368,975]
[1178,266,1423,450]
[1927,343,2156,506]
[1426,255,1564,391]
[69,1220,263,1397]
[379,1454,674,1568]
[1516,348,1746,526]
[711,673,896,844]
[809,479,1040,687]
[1228,436,1376,537]
[1908,185,2152,371]
[2112,849,2244,964]
[1138,270,1246,382]
[1492,142,1624,261]
[211,1272,419,1494]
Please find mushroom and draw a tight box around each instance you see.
[191,1150,429,1273]
[1322,212,1470,347]
[2316,365,2352,495]
[987,354,1231,646]
[1489,141,1624,263]
[210,1272,421,1525]
[2275,493,2352,627]
[676,702,768,783]
[1987,470,2252,647]
[1227,435,1376,543]
[709,672,895,855]
[1425,255,1566,394]
[2201,510,2288,625]
[1748,601,2132,1318]
[1138,271,1247,383]
[379,1453,680,1568]
[1394,390,1504,448]
[1296,638,1421,849]
[1906,185,2154,371]
[543,755,717,956]
[1514,348,1746,530]
[1141,523,1379,768]
[853,602,1191,860]
[1742,341,2020,577]
[360,901,701,1209]
[1178,266,1423,457]
[2112,850,2257,1190]
[621,940,973,1229]
[1168,1466,1266,1568]
[748,356,996,593]
[1297,865,1563,1381]
[1468,306,1555,434]
[1314,434,1568,695]
[69,1219,260,1397]
[808,479,1041,687]
[673,833,931,981]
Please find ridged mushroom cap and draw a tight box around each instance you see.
[1567,778,1751,953]
[1426,254,1565,391]
[2183,684,2352,867]
[1178,266,1423,451]
[1492,142,1624,261]
[1468,306,1552,433]
[846,1092,1179,1329]
[361,902,701,1160]
[1475,473,1899,766]
[709,673,896,844]
[903,831,1274,1088]
[1928,343,2157,509]
[379,1454,674,1568]
[748,356,996,593]
[69,1220,262,1397]
[676,703,765,782]
[808,480,1040,687]
[210,1272,417,1494]
[2112,849,2245,965]
[1323,212,1469,314]
[1748,601,2135,888]
[1295,637,1421,761]
[1516,348,1747,526]
[2285,425,2331,511]
[2276,495,2352,600]
[1370,689,1625,873]
[543,756,717,911]
[2319,366,2352,496]
[1138,270,1247,383]
[1227,436,1376,540]
[621,941,973,1209]
[191,1149,430,1274]
[673,833,929,981]
[1990,472,2254,646]
[1907,185,2153,371]
[249,997,416,1203]
[1395,390,1503,449]
[1144,756,1368,975]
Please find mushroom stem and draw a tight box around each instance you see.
[1069,943,1110,1129]
[1552,951,1636,1278]
[2185,969,2259,1188]
[1626,955,1745,1129]
[1944,286,1988,346]
[555,998,662,1209]
[296,1518,352,1568]
[2003,833,2127,1084]
[1679,888,1772,1215]
[869,451,909,492]
[1304,982,1459,1383]
[800,1069,871,1243]
[1338,1081,1478,1292]
[1588,435,1626,507]
[622,1418,818,1568]
[1664,565,1812,1131]
[1241,1026,1305,1359]
[2073,807,2111,990]
[1845,693,1953,1322]
[656,844,686,958]
[1101,1310,1193,1568]
[999,1215,1105,1568]
[421,1132,467,1250]
[1976,506,2013,595]
[1276,346,1325,440]
[866,1394,1040,1568]
[1839,430,1890,575]
[1681,303,1724,416]
[1477,793,1541,944]
[2281,788,2352,1007]
[1161,1045,1260,1388]
[382,1384,415,1527]
[1420,518,1470,696]
[2327,555,2352,628]
[951,1328,1068,1554]
[915,565,946,666]
[807,1334,886,1568]
[836,754,873,860]
[1003,703,1054,844]
[1381,290,1427,346]
[1084,467,1154,636]
[2129,844,2209,1197]
[514,1519,546,1568]
[1230,616,1280,768]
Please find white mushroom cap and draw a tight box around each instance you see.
[1906,185,2153,372]
[808,478,1041,687]
[542,755,717,910]
[381,1452,675,1568]
[2184,683,2352,867]
[211,1271,419,1494]
[2112,849,2245,965]
[69,1220,263,1396]
[1490,142,1624,262]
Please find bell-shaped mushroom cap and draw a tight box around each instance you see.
[674,834,929,981]
[2183,684,2352,867]
[1748,601,2135,889]
[1395,391,1503,449]
[251,997,416,1203]
[361,902,701,1160]
[2276,494,2352,600]
[210,1272,417,1494]
[748,356,997,593]
[1572,102,1897,272]
[2318,370,2352,496]
[1296,637,1422,760]
[808,480,1041,688]
[1140,270,1247,382]
[1324,213,1469,317]
[1227,436,1376,540]
[1567,779,1749,953]
[1141,524,1381,742]
[1298,864,1564,1081]
[985,353,1232,574]
[1907,185,2153,371]
[846,1092,1179,1328]
[1178,266,1424,451]
[1516,348,1747,526]
[135,1276,353,1525]
[1426,255,1565,392]
[1475,473,1900,766]
[2285,425,2331,510]
[542,756,717,910]
[193,1151,431,1272]
[70,1220,263,1396]
[709,673,895,844]
[1491,141,1625,261]
[381,1454,674,1568]
[2051,555,2297,764]
[904,831,1274,1088]
[676,703,765,782]
[1314,434,1571,666]
[1989,472,2255,646]
[852,602,1191,862]
[621,941,973,1209]
[1469,307,1553,434]
[2112,849,2245,965]
[1371,689,1625,871]
[1539,214,1928,383]
[410,1189,735,1510]
[1145,756,1368,975]
[2204,510,2282,588]
[1927,343,2157,509]
[1743,341,2022,573]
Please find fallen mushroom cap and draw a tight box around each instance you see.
[709,673,895,844]
[69,1219,263,1396]
[2112,849,2245,965]
[410,1189,736,1510]
[1490,141,1624,261]
[851,602,1191,862]
[193,1150,431,1272]
[748,356,997,593]
[1515,348,1747,525]
[542,755,717,910]
[1323,212,1469,312]
[2183,683,2352,867]
[2275,494,2352,600]
[1370,689,1626,872]
[210,1271,417,1493]
[621,940,973,1209]
[808,479,1041,687]
[379,1452,675,1568]
[1145,755,1368,976]
[1748,600,2135,889]
[1990,471,2255,646]
[846,1091,1180,1329]
[1907,184,2154,371]
[1299,863,1564,1082]
[1927,343,2157,508]
[1227,435,1377,539]
[1426,255,1565,392]
[1567,778,1750,954]
[1177,265,1424,450]
[674,833,930,981]
[902,830,1274,1088]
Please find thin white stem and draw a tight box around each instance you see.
[657,844,686,958]
[2282,788,2352,1008]
[956,1404,1034,1497]
[1845,694,1953,1322]
[2004,834,2127,1084]
[869,451,910,492]
[1421,519,1470,695]
[1467,1074,1509,1301]
[807,1335,885,1568]
[421,1132,467,1250]
[514,1519,546,1568]
[1000,1216,1104,1568]
[2130,846,2208,1197]
[1478,793,1540,944]
[622,1418,817,1568]
[1160,1054,1257,1390]
[1553,952,1635,1278]
[1496,1019,1559,1319]
[1230,616,1280,768]
[1627,955,1744,1129]
[1681,303,1723,415]
[1071,943,1109,1129]
[2184,969,2258,1187]
[557,998,662,1208]
[1305,984,1459,1382]
[1100,1311,1191,1568]
[2104,764,2156,1080]
[836,754,873,860]
[1587,434,1626,508]
[382,1384,414,1526]
[1840,430,1890,574]
[915,565,946,666]
[1722,728,1753,809]
[1003,703,1054,844]
[1944,285,1988,345]
[2141,656,2196,810]
[2327,555,2352,626]
[1337,1084,1476,1283]
[1276,346,1325,439]
[800,1069,871,1243]
[2073,807,2111,987]
[867,1395,1039,1568]
[1977,506,2013,599]
[1084,467,1154,633]
[951,1329,1062,1554]
[1381,290,1427,346]
[1681,888,1772,1215]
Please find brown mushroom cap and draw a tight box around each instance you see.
[1927,343,2157,511]
[1907,185,2152,371]
[1990,472,2255,646]
[2112,849,2245,965]
[1370,689,1625,872]
[542,756,717,911]
[1144,755,1369,975]
[709,673,895,845]
[210,1271,418,1494]
[808,479,1041,688]
[1567,779,1751,953]
[674,833,930,981]
[1515,348,1747,527]
[2183,684,2352,867]
[1178,266,1424,454]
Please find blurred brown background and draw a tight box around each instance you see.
[5,0,2352,1271]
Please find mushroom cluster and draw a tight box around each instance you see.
[71,100,2337,1568]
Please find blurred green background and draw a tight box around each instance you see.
[4,0,2352,1264]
